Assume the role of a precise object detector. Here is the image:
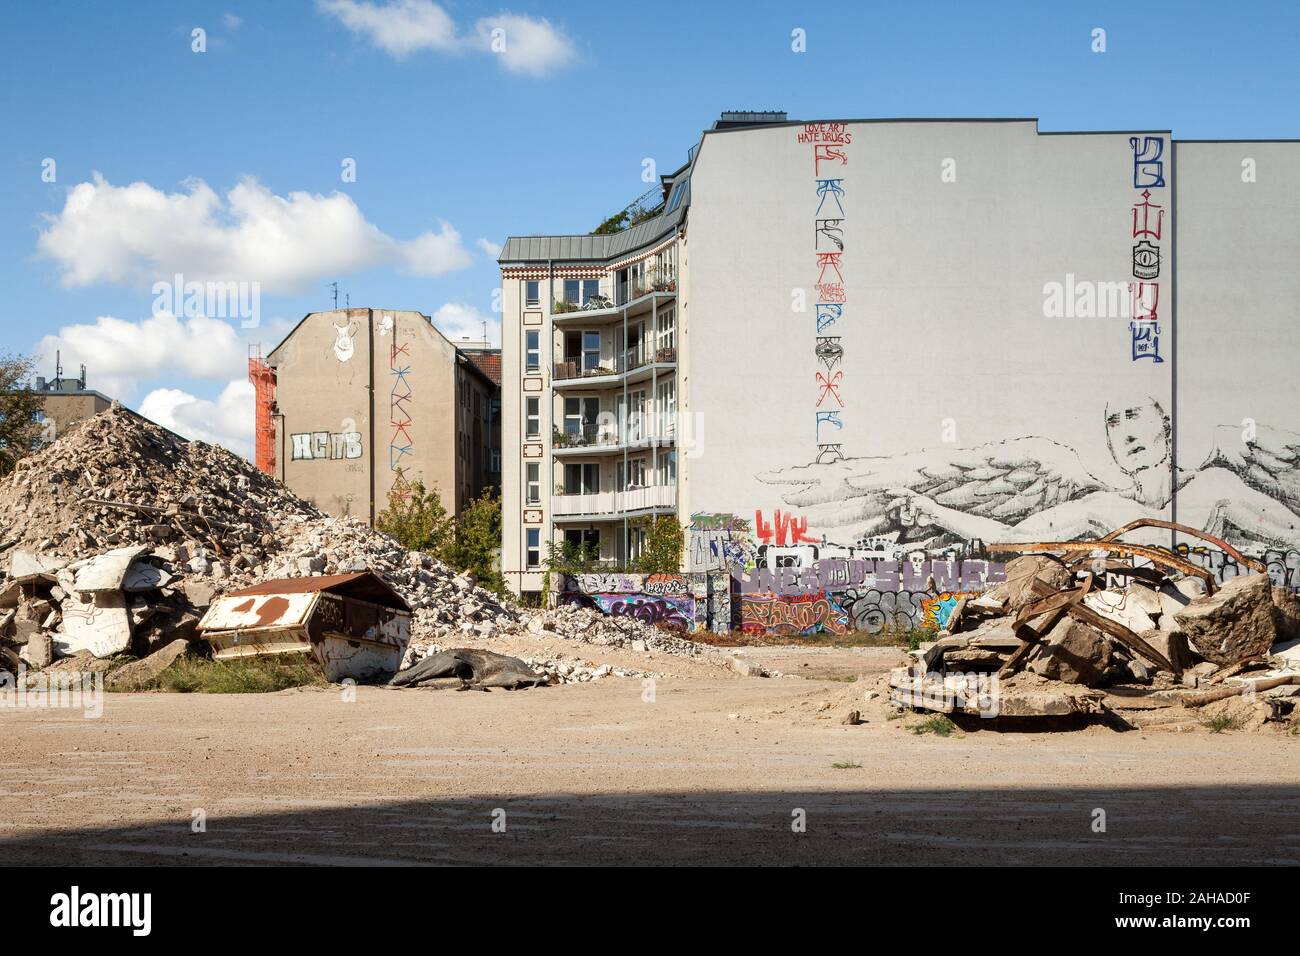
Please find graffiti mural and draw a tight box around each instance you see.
[757,400,1300,555]
[1126,137,1167,363]
[572,593,694,631]
[799,123,852,467]
[388,318,414,501]
[559,571,731,634]
[687,512,755,573]
[738,592,850,636]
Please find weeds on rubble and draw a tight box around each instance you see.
[135,655,327,693]
[830,760,862,769]
[911,715,958,737]
[1200,713,1242,734]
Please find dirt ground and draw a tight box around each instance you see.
[2,642,1298,866]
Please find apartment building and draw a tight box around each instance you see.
[500,112,1300,605]
[252,308,499,522]
[30,358,113,445]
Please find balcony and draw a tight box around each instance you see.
[550,288,676,326]
[552,346,677,387]
[552,422,676,456]
[551,484,677,519]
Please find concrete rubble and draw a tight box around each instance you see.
[889,522,1300,731]
[0,404,710,686]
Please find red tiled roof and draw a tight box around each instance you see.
[465,350,502,386]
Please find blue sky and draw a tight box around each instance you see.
[1,0,1296,455]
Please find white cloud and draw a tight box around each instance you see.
[138,379,255,459]
[223,12,243,29]
[36,174,471,294]
[432,302,499,347]
[477,237,503,259]
[318,0,575,76]
[473,14,575,77]
[317,0,457,58]
[34,312,293,403]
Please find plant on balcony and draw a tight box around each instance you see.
[630,514,684,574]
[552,299,580,314]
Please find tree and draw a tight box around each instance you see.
[375,480,453,556]
[631,515,684,574]
[542,537,601,576]
[444,490,504,593]
[0,353,41,475]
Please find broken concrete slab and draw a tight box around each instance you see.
[20,632,53,668]
[1083,591,1157,634]
[55,590,132,659]
[985,555,1074,613]
[1139,628,1199,674]
[7,549,67,581]
[1271,587,1300,645]
[123,561,173,592]
[106,639,190,690]
[71,546,151,593]
[1173,573,1279,666]
[1026,616,1111,686]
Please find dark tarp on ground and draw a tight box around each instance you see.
[390,648,547,689]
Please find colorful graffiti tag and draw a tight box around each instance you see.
[388,318,414,500]
[800,123,851,466]
[738,591,850,636]
[1127,136,1166,363]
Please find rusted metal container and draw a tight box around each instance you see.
[198,572,411,682]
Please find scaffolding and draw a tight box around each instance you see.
[248,344,277,476]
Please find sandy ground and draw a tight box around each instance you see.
[2,642,1298,866]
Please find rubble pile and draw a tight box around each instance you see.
[0,404,317,572]
[890,521,1300,730]
[523,602,710,658]
[1,405,709,678]
[235,515,525,641]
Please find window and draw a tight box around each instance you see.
[582,331,601,372]
[525,280,540,307]
[664,449,677,484]
[617,457,646,490]
[563,278,601,305]
[525,463,540,504]
[625,389,647,441]
[564,462,599,495]
[564,529,600,554]
[626,526,646,562]
[658,308,676,352]
[490,451,501,473]
[525,397,540,439]
[564,396,599,439]
[525,330,540,372]
[666,181,686,213]
[526,529,540,569]
[656,379,676,435]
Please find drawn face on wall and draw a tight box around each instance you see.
[333,321,356,362]
[1105,397,1170,476]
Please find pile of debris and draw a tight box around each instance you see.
[0,404,706,681]
[890,520,1300,729]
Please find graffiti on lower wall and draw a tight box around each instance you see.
[735,558,1003,636]
[568,592,695,631]
[290,431,363,461]
[559,572,731,634]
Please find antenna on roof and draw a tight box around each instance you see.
[330,281,339,309]
[56,349,62,380]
